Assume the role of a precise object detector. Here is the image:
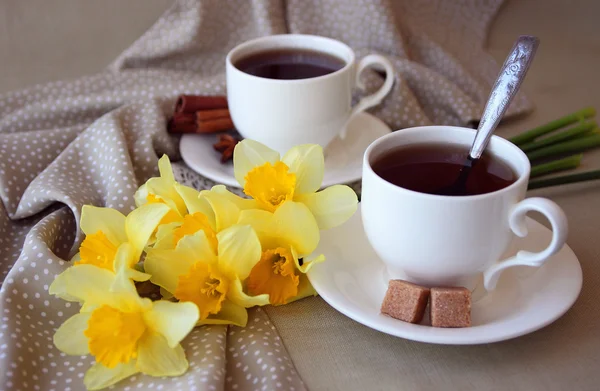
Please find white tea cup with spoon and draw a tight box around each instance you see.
[361,36,569,291]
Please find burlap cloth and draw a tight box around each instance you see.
[0,0,536,390]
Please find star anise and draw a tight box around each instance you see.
[213,134,240,163]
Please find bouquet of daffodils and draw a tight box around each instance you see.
[49,140,358,390]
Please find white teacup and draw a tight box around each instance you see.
[226,34,395,154]
[361,126,568,291]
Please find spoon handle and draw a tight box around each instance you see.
[470,35,539,160]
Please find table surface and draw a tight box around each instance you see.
[1,1,599,390]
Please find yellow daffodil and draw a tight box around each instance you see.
[71,203,171,283]
[144,224,268,327]
[238,201,325,305]
[51,244,199,390]
[152,185,244,252]
[233,139,358,229]
[200,184,258,211]
[134,155,243,250]
[134,155,188,224]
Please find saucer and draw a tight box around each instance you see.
[180,112,391,188]
[307,205,582,345]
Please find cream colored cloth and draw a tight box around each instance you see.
[0,0,532,390]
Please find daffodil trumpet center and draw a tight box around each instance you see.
[76,231,118,271]
[247,247,299,305]
[175,263,229,320]
[147,193,181,225]
[243,161,296,212]
[85,305,146,368]
[172,212,217,250]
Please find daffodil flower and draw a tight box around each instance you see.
[200,184,258,211]
[135,155,244,250]
[134,155,188,225]
[51,244,199,390]
[238,201,325,305]
[233,139,358,230]
[144,224,268,327]
[70,203,171,283]
[152,184,245,252]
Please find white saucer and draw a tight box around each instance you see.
[180,112,391,188]
[308,205,582,345]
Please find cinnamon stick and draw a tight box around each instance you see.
[196,109,230,121]
[175,95,228,113]
[169,110,234,134]
[171,113,196,125]
[197,117,235,133]
[169,118,234,134]
[168,116,197,133]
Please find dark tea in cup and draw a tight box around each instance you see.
[234,48,346,80]
[371,142,517,196]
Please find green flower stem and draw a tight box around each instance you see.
[586,129,600,136]
[519,121,597,152]
[510,107,596,146]
[530,154,582,178]
[526,134,600,161]
[528,170,600,190]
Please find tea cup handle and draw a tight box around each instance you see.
[339,54,395,139]
[483,197,568,291]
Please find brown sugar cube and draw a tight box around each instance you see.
[430,287,471,328]
[381,280,430,324]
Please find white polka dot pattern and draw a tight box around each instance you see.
[0,0,530,390]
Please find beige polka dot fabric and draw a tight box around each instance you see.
[0,0,530,390]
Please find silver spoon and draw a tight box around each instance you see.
[439,35,539,196]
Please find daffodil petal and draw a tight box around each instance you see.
[228,278,270,307]
[138,155,187,216]
[157,154,176,182]
[146,230,216,294]
[282,144,324,194]
[144,185,184,216]
[127,269,152,282]
[136,333,188,377]
[160,287,174,299]
[107,243,151,293]
[208,185,258,210]
[285,274,318,304]
[174,183,215,226]
[125,203,171,259]
[201,191,240,232]
[53,313,91,356]
[177,230,218,265]
[111,242,136,273]
[49,264,114,306]
[153,222,181,250]
[233,139,280,187]
[47,269,80,303]
[295,185,358,230]
[107,269,150,313]
[134,183,151,207]
[217,225,261,281]
[80,205,127,245]
[111,272,144,307]
[200,300,248,327]
[274,201,320,255]
[144,249,196,294]
[293,250,326,274]
[237,209,278,249]
[144,301,199,348]
[84,361,138,390]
